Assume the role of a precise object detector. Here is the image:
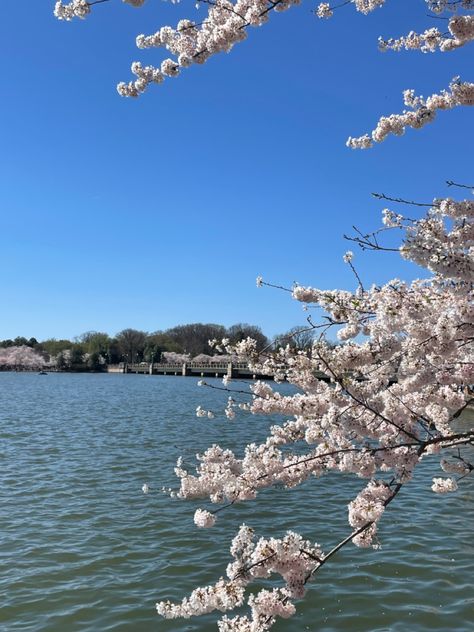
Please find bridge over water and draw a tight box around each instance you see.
[107,362,330,381]
[109,362,271,379]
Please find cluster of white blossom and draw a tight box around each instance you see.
[194,508,217,527]
[400,197,474,281]
[382,208,404,227]
[225,396,237,419]
[314,0,474,19]
[440,457,472,475]
[54,0,90,21]
[161,351,191,364]
[315,2,332,18]
[157,576,246,619]
[431,477,458,493]
[315,0,474,20]
[348,480,393,547]
[119,0,387,96]
[347,78,474,149]
[157,526,323,626]
[378,15,474,53]
[353,0,386,12]
[427,0,474,12]
[195,405,215,418]
[116,0,303,97]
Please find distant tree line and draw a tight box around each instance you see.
[0,322,320,371]
[0,337,40,349]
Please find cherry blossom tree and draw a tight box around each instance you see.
[156,193,473,628]
[161,351,192,363]
[0,346,47,370]
[54,1,473,630]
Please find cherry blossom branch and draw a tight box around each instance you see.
[452,398,474,419]
[260,480,405,627]
[313,0,351,18]
[371,192,435,208]
[231,552,277,579]
[384,389,435,437]
[184,427,474,528]
[344,254,365,291]
[256,278,294,294]
[314,0,389,20]
[378,14,474,54]
[56,0,474,157]
[344,225,400,252]
[250,430,474,485]
[116,0,290,97]
[196,0,248,24]
[315,490,402,578]
[315,351,421,441]
[347,78,474,149]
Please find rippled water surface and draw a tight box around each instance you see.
[1,372,472,631]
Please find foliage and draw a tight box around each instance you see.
[86,351,104,371]
[115,328,148,363]
[0,337,38,349]
[144,331,182,362]
[38,338,76,357]
[0,321,272,369]
[273,326,315,351]
[76,331,112,357]
[165,323,228,357]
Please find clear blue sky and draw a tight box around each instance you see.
[0,1,471,341]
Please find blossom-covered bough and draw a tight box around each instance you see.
[54,1,473,142]
[54,0,473,630]
[54,0,473,140]
[153,189,473,630]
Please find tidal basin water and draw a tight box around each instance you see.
[1,372,473,632]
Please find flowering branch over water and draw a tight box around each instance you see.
[154,192,474,629]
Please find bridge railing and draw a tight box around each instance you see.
[125,361,257,374]
[111,362,328,380]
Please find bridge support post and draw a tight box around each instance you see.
[227,362,234,378]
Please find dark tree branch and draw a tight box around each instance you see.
[446,179,474,190]
[372,192,436,208]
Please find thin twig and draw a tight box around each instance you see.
[446,179,474,190]
[372,192,437,208]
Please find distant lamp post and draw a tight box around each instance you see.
[149,348,155,376]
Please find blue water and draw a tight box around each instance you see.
[0,372,472,631]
